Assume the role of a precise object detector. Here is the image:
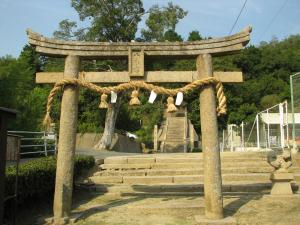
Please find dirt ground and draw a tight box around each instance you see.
[70,191,300,225]
[16,190,300,225]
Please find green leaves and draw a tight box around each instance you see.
[5,155,95,200]
[141,2,187,41]
[69,0,144,42]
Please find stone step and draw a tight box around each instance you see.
[164,139,184,143]
[100,161,271,170]
[103,161,271,169]
[87,182,292,194]
[166,131,183,134]
[165,138,183,141]
[86,181,299,195]
[94,167,275,177]
[154,157,266,163]
[90,173,275,185]
[102,153,271,163]
[164,141,185,145]
[103,157,269,164]
[167,122,184,126]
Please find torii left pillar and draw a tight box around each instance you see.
[53,55,80,224]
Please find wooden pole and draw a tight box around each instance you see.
[53,55,80,224]
[196,54,224,219]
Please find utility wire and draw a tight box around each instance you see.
[229,0,248,35]
[258,0,289,42]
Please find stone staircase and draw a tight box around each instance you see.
[164,117,186,152]
[86,152,300,195]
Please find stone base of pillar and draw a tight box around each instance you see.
[291,147,298,155]
[270,172,294,195]
[195,215,237,225]
[44,212,83,225]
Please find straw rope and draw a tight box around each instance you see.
[43,77,227,128]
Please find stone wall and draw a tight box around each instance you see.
[76,133,141,153]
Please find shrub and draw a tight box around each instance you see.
[5,155,95,200]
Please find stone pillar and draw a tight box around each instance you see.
[196,54,223,219]
[190,123,195,151]
[53,55,80,224]
[153,125,158,151]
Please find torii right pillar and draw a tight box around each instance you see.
[197,54,224,219]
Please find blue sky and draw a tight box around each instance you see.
[0,0,300,57]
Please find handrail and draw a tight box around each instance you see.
[7,131,57,157]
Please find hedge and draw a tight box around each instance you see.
[5,155,95,200]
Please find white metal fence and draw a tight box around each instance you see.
[221,101,290,151]
[7,131,57,157]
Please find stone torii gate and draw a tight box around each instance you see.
[27,26,251,224]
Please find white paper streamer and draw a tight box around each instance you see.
[148,90,157,103]
[110,91,118,103]
[175,92,183,106]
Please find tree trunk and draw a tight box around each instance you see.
[94,97,122,150]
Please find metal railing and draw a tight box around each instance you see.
[7,131,57,157]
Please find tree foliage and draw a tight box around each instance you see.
[141,2,187,41]
[71,0,144,42]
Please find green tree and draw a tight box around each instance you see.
[187,30,203,41]
[163,29,183,42]
[53,19,86,41]
[71,0,144,42]
[0,45,45,130]
[141,2,187,41]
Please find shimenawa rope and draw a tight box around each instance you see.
[43,77,227,129]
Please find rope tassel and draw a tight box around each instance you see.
[42,112,52,131]
[215,82,227,116]
[166,96,178,113]
[99,93,109,109]
[129,90,141,106]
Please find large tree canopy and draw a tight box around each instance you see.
[141,2,187,41]
[71,0,144,41]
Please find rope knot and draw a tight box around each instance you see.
[129,90,141,106]
[99,93,109,109]
[166,96,178,113]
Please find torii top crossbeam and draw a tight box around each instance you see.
[27,26,251,83]
[27,26,251,58]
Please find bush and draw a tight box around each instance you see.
[5,155,95,201]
